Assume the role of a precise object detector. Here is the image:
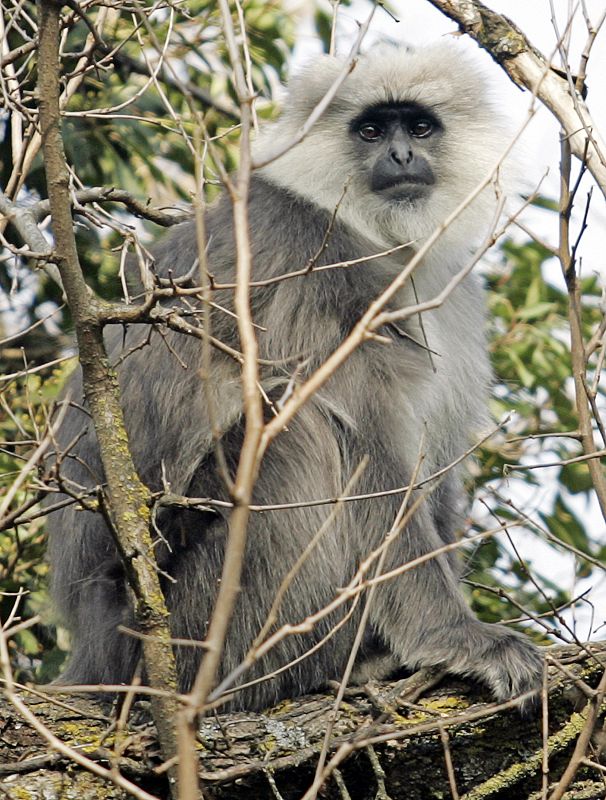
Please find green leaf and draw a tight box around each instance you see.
[560,461,595,494]
[540,495,593,555]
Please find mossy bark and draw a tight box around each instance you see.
[1,643,605,799]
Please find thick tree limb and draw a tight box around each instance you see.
[1,643,604,799]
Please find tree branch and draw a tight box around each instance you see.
[0,643,604,800]
[36,3,179,792]
[425,0,606,199]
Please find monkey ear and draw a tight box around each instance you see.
[282,55,344,120]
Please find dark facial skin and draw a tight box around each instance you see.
[350,102,441,200]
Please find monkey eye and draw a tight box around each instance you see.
[409,118,433,138]
[358,123,384,142]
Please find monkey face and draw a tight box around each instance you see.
[350,102,440,201]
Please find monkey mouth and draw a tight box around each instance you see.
[376,182,431,202]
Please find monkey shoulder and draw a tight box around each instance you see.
[144,176,349,287]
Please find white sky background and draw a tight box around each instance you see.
[291,0,606,638]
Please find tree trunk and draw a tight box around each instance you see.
[1,643,605,800]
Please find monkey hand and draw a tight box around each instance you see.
[399,617,543,715]
[448,621,543,714]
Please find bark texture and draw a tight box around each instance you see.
[1,643,605,800]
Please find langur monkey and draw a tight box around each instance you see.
[46,42,542,710]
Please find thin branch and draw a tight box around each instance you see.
[425,0,606,199]
[36,2,179,791]
[32,187,190,227]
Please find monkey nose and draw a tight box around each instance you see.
[390,147,413,166]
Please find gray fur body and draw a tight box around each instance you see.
[46,43,542,709]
